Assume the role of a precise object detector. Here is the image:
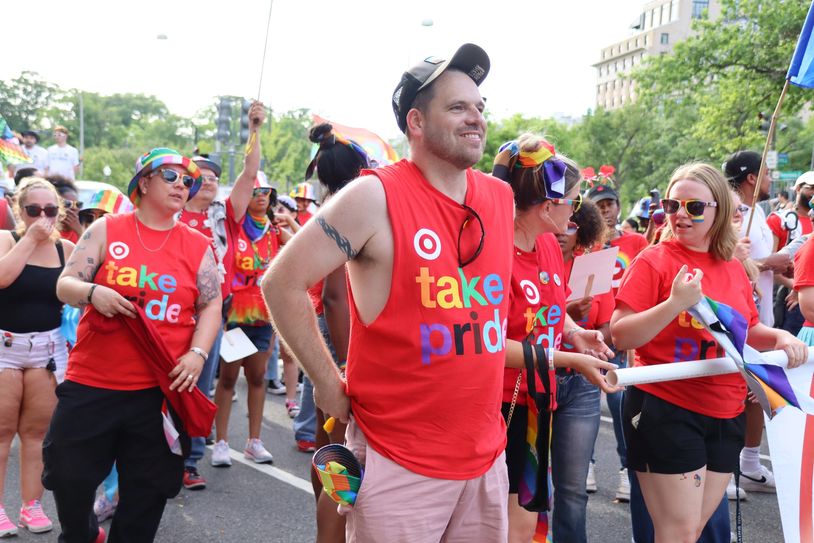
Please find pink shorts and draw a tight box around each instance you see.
[0,327,67,383]
[344,420,508,543]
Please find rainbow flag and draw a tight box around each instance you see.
[86,188,133,215]
[0,114,32,167]
[690,296,814,418]
[312,114,399,166]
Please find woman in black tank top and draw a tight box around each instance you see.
[0,177,74,536]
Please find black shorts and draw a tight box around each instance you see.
[623,386,745,474]
[502,402,528,494]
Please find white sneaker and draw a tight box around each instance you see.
[615,468,630,502]
[739,465,775,493]
[726,474,748,501]
[211,439,232,467]
[267,379,286,395]
[586,463,598,493]
[244,438,274,464]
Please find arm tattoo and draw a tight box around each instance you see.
[317,217,358,260]
[196,248,220,311]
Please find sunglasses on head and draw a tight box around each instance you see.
[152,168,195,188]
[661,198,717,217]
[253,187,272,197]
[24,204,59,218]
[62,199,83,210]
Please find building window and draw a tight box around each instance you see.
[661,3,670,26]
[671,0,680,21]
[660,32,669,45]
[646,9,653,29]
[692,0,709,19]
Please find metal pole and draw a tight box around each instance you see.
[78,92,85,178]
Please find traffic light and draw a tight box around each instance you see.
[239,99,251,144]
[216,97,232,143]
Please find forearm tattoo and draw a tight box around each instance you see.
[66,229,99,283]
[317,217,358,260]
[196,248,220,311]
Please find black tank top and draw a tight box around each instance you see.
[0,233,65,333]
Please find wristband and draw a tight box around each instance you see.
[547,348,555,371]
[87,284,98,305]
[189,347,208,362]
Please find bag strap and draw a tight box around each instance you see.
[55,240,64,266]
[11,231,20,242]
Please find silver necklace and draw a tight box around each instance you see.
[134,214,175,252]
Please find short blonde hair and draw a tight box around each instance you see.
[660,163,737,260]
[14,177,64,242]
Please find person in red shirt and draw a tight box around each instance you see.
[266,44,516,541]
[766,171,814,251]
[492,137,615,543]
[585,179,649,502]
[176,101,266,490]
[611,162,807,542]
[46,148,222,543]
[793,235,814,343]
[290,182,317,225]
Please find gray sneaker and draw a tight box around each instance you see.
[211,439,232,467]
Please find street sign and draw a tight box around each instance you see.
[766,151,778,169]
[778,153,789,167]
[779,170,803,181]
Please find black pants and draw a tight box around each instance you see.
[42,381,184,543]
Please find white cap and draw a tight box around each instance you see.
[795,171,814,187]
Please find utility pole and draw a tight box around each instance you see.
[78,92,85,178]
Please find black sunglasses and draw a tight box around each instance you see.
[458,203,485,268]
[25,204,59,218]
[253,187,272,197]
[152,168,195,188]
[62,199,83,210]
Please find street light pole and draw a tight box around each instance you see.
[78,91,84,178]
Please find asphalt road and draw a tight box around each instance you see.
[3,381,783,542]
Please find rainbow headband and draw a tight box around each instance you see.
[127,148,203,205]
[304,132,370,181]
[492,138,566,199]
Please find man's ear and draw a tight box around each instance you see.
[406,108,423,136]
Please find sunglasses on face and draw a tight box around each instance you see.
[152,168,195,188]
[62,199,83,210]
[565,221,579,236]
[661,198,717,217]
[549,193,583,213]
[24,204,59,218]
[253,188,272,197]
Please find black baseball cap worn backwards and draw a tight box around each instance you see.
[392,43,490,133]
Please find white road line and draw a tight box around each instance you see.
[599,416,771,463]
[208,445,314,495]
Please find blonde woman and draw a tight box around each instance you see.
[0,177,75,535]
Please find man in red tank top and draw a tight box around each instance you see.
[266,44,514,541]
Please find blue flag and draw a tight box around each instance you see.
[788,1,814,88]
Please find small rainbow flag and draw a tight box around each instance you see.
[690,296,814,418]
[312,114,399,166]
[0,114,32,167]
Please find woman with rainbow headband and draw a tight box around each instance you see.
[611,163,807,542]
[491,134,617,543]
[212,172,291,467]
[46,148,222,543]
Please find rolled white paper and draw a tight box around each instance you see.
[606,347,814,387]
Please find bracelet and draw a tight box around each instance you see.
[189,347,208,362]
[547,348,555,371]
[87,284,98,305]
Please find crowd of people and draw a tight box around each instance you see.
[0,41,811,543]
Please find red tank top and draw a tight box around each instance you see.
[67,212,210,390]
[347,160,514,480]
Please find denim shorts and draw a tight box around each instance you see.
[228,323,272,353]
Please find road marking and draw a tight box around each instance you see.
[208,445,314,495]
[599,415,771,462]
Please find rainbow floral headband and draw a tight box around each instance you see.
[492,138,566,199]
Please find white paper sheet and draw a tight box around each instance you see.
[220,327,258,363]
[566,247,619,301]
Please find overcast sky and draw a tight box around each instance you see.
[3,0,646,140]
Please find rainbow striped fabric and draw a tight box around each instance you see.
[311,115,399,166]
[691,296,814,418]
[0,115,32,166]
[127,148,202,204]
[86,187,133,214]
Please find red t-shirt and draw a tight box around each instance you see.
[561,257,614,352]
[67,212,210,390]
[767,210,813,249]
[297,210,313,226]
[794,236,814,327]
[227,221,280,327]
[615,240,758,418]
[178,198,242,300]
[594,231,649,296]
[60,229,79,243]
[503,234,567,407]
[347,160,514,479]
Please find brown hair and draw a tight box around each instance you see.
[660,162,736,260]
[14,177,64,241]
[509,134,581,211]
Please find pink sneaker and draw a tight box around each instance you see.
[19,499,53,533]
[0,504,17,537]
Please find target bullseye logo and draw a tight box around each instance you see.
[520,279,540,305]
[413,228,441,261]
[238,239,248,252]
[108,242,130,260]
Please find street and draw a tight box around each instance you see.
[4,379,783,542]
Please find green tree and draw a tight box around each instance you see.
[260,109,312,193]
[0,71,65,132]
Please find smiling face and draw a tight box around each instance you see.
[665,178,717,252]
[410,70,486,169]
